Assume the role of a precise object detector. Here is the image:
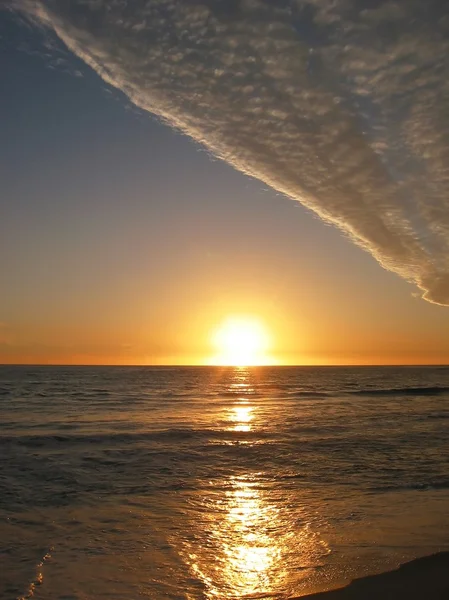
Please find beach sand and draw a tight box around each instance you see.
[297,553,449,599]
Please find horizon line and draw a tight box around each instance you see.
[1,363,449,368]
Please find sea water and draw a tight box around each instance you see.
[1,365,448,599]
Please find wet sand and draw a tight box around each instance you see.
[298,552,449,599]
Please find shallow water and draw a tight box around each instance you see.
[1,365,449,599]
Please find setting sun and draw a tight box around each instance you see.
[211,317,272,366]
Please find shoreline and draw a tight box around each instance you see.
[296,552,449,599]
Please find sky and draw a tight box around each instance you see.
[1,1,449,366]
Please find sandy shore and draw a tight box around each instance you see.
[296,552,449,599]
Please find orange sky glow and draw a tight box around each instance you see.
[2,12,449,368]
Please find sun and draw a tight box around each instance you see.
[211,316,272,366]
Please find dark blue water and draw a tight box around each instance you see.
[1,365,449,599]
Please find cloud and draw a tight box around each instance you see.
[8,0,449,304]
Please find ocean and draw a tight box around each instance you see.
[1,365,448,599]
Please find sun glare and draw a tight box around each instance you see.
[211,317,272,366]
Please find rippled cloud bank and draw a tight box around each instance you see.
[9,0,449,304]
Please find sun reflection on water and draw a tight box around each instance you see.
[221,474,284,595]
[182,367,330,599]
[230,404,253,432]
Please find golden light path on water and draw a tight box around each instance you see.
[183,367,331,599]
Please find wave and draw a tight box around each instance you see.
[288,391,331,398]
[353,386,449,397]
[0,427,271,449]
[369,480,449,493]
[425,413,449,419]
[220,391,262,398]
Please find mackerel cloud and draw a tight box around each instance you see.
[11,0,449,304]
